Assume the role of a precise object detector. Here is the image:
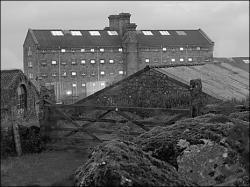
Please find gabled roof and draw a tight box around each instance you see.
[137,29,214,47]
[27,28,213,49]
[214,57,249,72]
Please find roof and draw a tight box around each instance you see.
[214,57,249,72]
[136,29,214,47]
[28,28,213,49]
[156,63,249,101]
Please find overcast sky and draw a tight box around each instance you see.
[1,1,249,70]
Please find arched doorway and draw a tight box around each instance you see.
[17,84,27,116]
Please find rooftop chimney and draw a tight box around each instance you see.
[108,13,132,36]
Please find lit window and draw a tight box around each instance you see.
[81,60,86,64]
[101,82,105,86]
[52,60,57,65]
[109,60,114,63]
[93,83,95,86]
[61,62,67,65]
[171,58,175,62]
[52,73,57,77]
[110,72,114,75]
[71,31,82,36]
[61,49,66,52]
[119,70,124,75]
[82,72,86,76]
[100,48,104,52]
[89,31,100,36]
[51,31,64,36]
[62,72,67,76]
[72,72,77,76]
[81,49,85,52]
[66,90,72,95]
[145,58,150,63]
[71,60,77,65]
[91,48,95,52]
[196,47,200,50]
[118,48,123,52]
[142,31,153,35]
[100,71,105,75]
[82,83,86,87]
[243,59,249,64]
[159,31,170,35]
[176,31,187,35]
[29,73,33,79]
[72,83,77,87]
[100,59,105,64]
[107,31,118,35]
[180,47,184,51]
[28,61,32,67]
[180,58,184,62]
[90,60,95,64]
[188,58,193,62]
[162,47,167,51]
[41,74,47,77]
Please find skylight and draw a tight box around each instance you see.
[176,31,187,35]
[89,31,100,36]
[142,31,153,35]
[243,59,249,64]
[159,31,170,35]
[107,31,118,35]
[71,31,82,36]
[51,31,64,36]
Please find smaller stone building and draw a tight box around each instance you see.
[1,69,40,127]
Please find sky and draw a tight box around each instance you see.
[1,1,249,70]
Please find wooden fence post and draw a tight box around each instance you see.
[190,79,203,118]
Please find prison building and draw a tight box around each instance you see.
[23,13,214,103]
[75,62,249,108]
[1,69,40,126]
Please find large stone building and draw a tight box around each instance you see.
[23,13,214,103]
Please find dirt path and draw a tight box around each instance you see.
[1,150,89,186]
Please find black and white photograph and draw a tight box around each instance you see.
[1,1,249,186]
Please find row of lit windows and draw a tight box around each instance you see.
[142,30,186,36]
[39,70,124,77]
[51,30,119,36]
[144,57,193,63]
[60,48,123,53]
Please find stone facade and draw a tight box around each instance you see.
[23,13,214,103]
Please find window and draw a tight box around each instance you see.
[90,60,95,64]
[52,60,57,65]
[100,59,105,64]
[71,31,82,36]
[101,82,105,86]
[243,59,249,64]
[81,48,85,52]
[29,73,33,79]
[72,83,77,87]
[41,74,47,77]
[176,31,187,35]
[154,58,159,63]
[71,60,77,65]
[118,48,123,52]
[61,49,66,52]
[17,85,27,113]
[107,31,118,35]
[162,47,167,51]
[188,58,193,62]
[145,58,150,63]
[100,71,105,75]
[28,61,32,67]
[81,60,86,64]
[51,31,64,36]
[196,47,200,50]
[91,48,95,52]
[28,47,32,56]
[62,72,67,77]
[180,47,184,51]
[142,31,153,35]
[72,72,77,76]
[109,59,114,63]
[91,72,95,76]
[61,61,67,65]
[52,73,57,77]
[180,58,184,62]
[89,31,100,36]
[82,83,86,87]
[66,90,72,95]
[159,31,170,35]
[171,58,175,62]
[82,72,86,76]
[119,70,124,75]
[93,83,95,86]
[100,48,104,52]
[110,72,114,75]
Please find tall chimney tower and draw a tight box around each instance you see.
[108,13,131,36]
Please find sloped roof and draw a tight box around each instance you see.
[156,63,249,101]
[214,57,249,72]
[28,28,213,49]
